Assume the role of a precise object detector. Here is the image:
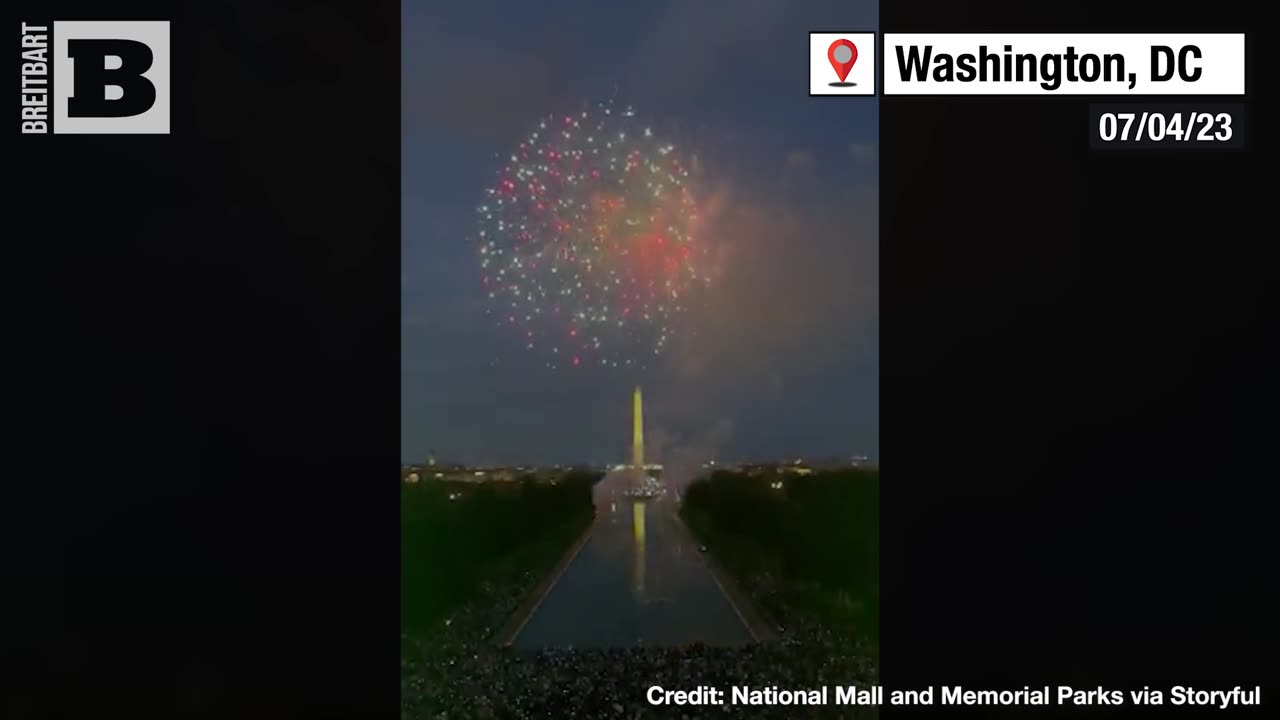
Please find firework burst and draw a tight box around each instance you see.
[477,100,708,370]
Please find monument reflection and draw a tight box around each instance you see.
[632,501,646,597]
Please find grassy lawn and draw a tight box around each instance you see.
[681,468,879,643]
[400,472,598,645]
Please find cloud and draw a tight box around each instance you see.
[781,149,820,195]
[786,149,816,171]
[849,142,877,165]
[623,0,789,103]
[635,178,877,464]
[647,417,736,494]
[402,25,574,144]
[662,184,879,385]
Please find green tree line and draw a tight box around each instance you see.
[401,472,598,635]
[682,468,879,641]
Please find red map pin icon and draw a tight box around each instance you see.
[827,39,858,82]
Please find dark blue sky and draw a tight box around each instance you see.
[403,0,878,469]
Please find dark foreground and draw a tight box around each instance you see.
[405,643,877,719]
[401,469,878,718]
[513,498,753,648]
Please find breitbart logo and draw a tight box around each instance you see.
[20,20,170,134]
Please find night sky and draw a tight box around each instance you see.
[402,0,878,470]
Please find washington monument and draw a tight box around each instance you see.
[632,385,644,468]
